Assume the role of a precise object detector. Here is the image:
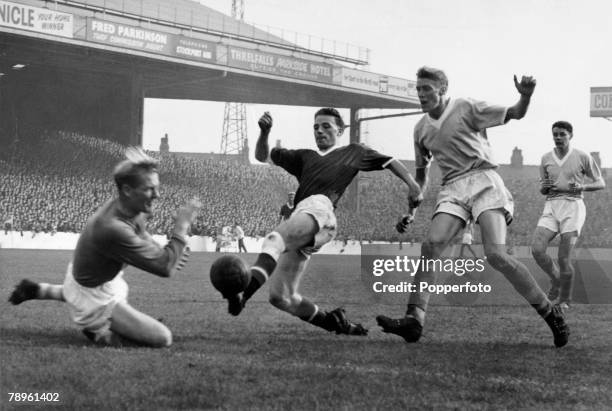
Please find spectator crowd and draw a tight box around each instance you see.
[2,131,611,247]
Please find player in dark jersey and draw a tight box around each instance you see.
[9,148,200,347]
[221,108,422,335]
[278,192,295,223]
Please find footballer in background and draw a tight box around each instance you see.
[531,120,604,309]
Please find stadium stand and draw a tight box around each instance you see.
[1,131,611,247]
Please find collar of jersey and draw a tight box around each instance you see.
[317,145,340,156]
[426,98,456,127]
[552,147,574,166]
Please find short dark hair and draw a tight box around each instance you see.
[552,121,573,134]
[314,107,345,129]
[416,66,448,88]
[113,147,159,190]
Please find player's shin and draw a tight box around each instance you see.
[242,232,285,302]
[488,251,553,317]
[559,269,574,304]
[405,242,439,324]
[533,251,560,281]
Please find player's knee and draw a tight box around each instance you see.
[421,239,440,257]
[269,292,291,311]
[531,245,545,260]
[485,250,510,270]
[421,237,446,258]
[261,231,286,259]
[269,291,301,314]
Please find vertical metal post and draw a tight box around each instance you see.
[348,107,362,212]
[221,0,247,159]
[129,71,144,146]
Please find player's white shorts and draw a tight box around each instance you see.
[537,198,586,235]
[435,169,514,225]
[293,194,337,255]
[62,263,128,336]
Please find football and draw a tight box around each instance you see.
[209,255,251,296]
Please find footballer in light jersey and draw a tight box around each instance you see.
[377,66,570,347]
[233,223,247,253]
[9,148,200,347]
[531,121,604,308]
[221,108,422,335]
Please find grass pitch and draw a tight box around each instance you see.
[1,249,611,410]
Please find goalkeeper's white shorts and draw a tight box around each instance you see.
[63,263,128,337]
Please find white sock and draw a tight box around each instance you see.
[261,231,286,261]
[38,283,65,301]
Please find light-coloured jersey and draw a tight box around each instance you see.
[234,226,244,239]
[540,148,602,200]
[414,97,508,185]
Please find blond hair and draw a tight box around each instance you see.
[113,147,159,190]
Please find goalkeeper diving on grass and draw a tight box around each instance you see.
[9,148,200,347]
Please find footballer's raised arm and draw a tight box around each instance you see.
[255,111,273,163]
[505,75,536,122]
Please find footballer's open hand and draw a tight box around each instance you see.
[175,197,202,229]
[514,74,536,97]
[258,111,273,134]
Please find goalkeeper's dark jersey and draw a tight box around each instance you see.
[270,143,393,208]
[72,199,188,287]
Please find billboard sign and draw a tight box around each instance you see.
[87,19,216,63]
[590,87,612,117]
[335,67,417,98]
[88,19,173,54]
[336,68,380,93]
[219,45,334,84]
[0,0,73,38]
[173,37,215,62]
[388,76,417,98]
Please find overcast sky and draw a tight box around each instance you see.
[142,0,612,167]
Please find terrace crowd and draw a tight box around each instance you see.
[1,131,610,247]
